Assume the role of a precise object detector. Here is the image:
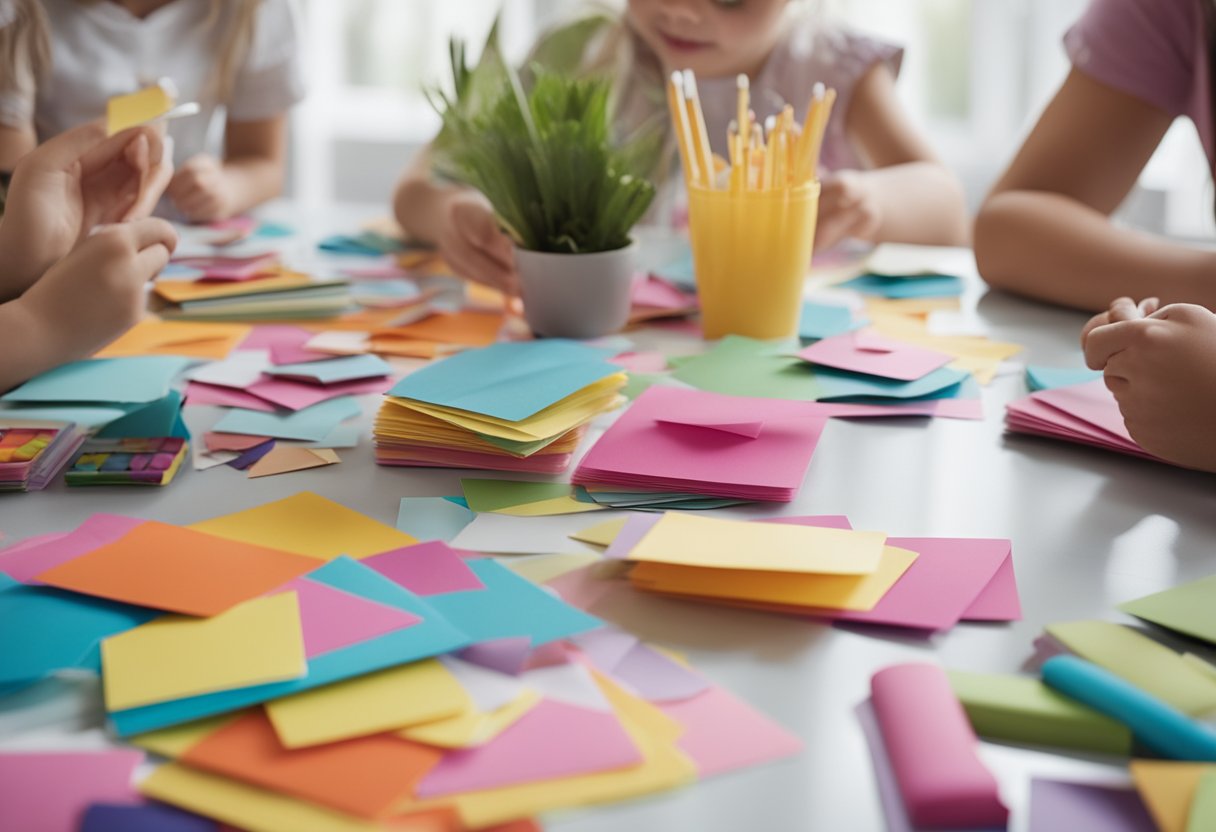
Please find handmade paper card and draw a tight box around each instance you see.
[796,331,952,381]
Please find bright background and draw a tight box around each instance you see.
[289,0,1215,242]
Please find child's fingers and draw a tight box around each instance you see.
[133,242,173,282]
[1082,319,1143,370]
[1105,296,1141,323]
[22,121,108,173]
[79,126,163,180]
[1137,297,1160,316]
[123,217,179,254]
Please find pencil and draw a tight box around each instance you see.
[668,71,701,188]
[683,70,715,189]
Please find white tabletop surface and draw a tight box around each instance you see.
[2,201,1213,832]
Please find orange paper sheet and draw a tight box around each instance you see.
[247,446,340,479]
[97,320,251,360]
[377,311,504,347]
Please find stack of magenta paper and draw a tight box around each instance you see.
[1005,379,1159,462]
[375,340,626,473]
[0,491,803,829]
[573,386,829,502]
[0,422,86,492]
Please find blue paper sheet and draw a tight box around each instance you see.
[838,273,964,299]
[1026,365,1103,392]
[265,353,391,385]
[799,301,865,341]
[82,803,218,832]
[0,587,157,685]
[0,357,192,404]
[0,403,137,429]
[814,365,971,402]
[212,396,361,441]
[651,249,697,290]
[96,390,189,439]
[396,497,475,543]
[387,340,621,421]
[110,557,470,736]
[426,559,602,647]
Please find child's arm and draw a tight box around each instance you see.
[0,123,36,171]
[393,147,519,294]
[817,62,969,250]
[166,115,287,222]
[976,70,1216,311]
[1082,300,1216,472]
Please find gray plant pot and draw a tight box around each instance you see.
[514,242,638,339]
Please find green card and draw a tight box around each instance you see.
[1119,575,1216,647]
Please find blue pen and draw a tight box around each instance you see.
[1042,654,1216,762]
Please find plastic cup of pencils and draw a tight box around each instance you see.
[687,180,820,340]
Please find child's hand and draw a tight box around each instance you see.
[1082,302,1216,472]
[167,154,234,223]
[436,191,519,296]
[0,121,172,296]
[815,170,882,250]
[18,219,178,359]
[1080,296,1160,345]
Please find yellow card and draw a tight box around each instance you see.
[265,659,470,749]
[506,553,601,585]
[140,764,397,832]
[102,593,307,712]
[630,545,918,611]
[1130,760,1215,832]
[190,492,417,560]
[495,496,605,517]
[107,82,174,135]
[153,270,315,304]
[627,513,886,575]
[96,320,251,360]
[400,689,541,749]
[569,518,628,549]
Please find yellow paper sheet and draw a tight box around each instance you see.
[375,402,585,454]
[190,492,417,560]
[102,593,307,712]
[495,496,605,517]
[506,553,602,585]
[569,518,628,549]
[153,270,315,304]
[867,312,1022,385]
[266,659,470,749]
[129,714,239,759]
[630,545,918,611]
[1130,760,1215,832]
[392,673,696,828]
[107,83,174,135]
[96,320,251,360]
[247,446,340,479]
[400,689,541,749]
[627,513,886,576]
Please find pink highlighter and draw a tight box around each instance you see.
[871,663,1009,829]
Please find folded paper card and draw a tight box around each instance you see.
[96,320,250,361]
[396,496,475,543]
[1006,380,1158,461]
[795,331,952,381]
[264,354,392,385]
[213,396,361,442]
[1,357,191,404]
[1119,576,1216,647]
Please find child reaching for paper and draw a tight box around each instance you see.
[0,122,177,392]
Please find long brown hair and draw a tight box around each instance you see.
[0,0,262,105]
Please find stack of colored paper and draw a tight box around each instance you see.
[1005,380,1159,462]
[375,340,626,473]
[573,386,829,502]
[153,265,352,322]
[565,512,1020,632]
[0,422,86,491]
[0,491,804,829]
[65,437,188,486]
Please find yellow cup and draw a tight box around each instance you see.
[687,181,820,340]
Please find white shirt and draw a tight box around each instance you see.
[0,0,305,165]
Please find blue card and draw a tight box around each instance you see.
[396,497,475,543]
[1,357,192,404]
[0,587,157,685]
[96,390,189,440]
[265,353,391,385]
[387,340,621,421]
[0,404,138,430]
[426,559,602,647]
[814,365,972,401]
[838,273,965,299]
[1026,365,1103,392]
[799,301,865,341]
[651,249,697,290]
[110,557,470,736]
[213,395,361,441]
[82,803,218,832]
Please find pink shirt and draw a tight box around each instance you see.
[1065,0,1214,167]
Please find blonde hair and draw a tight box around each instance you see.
[0,0,262,104]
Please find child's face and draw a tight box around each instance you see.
[627,0,789,78]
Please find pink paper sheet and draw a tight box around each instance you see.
[245,375,393,411]
[0,515,145,584]
[797,332,952,381]
[808,398,984,421]
[631,275,697,310]
[0,750,143,831]
[361,541,486,596]
[457,637,533,676]
[184,382,278,413]
[659,685,803,778]
[959,555,1022,622]
[240,325,329,365]
[414,698,642,797]
[574,387,829,502]
[271,576,420,659]
[610,351,670,374]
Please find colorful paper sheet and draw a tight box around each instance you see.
[185,382,278,412]
[1119,576,1216,647]
[213,396,361,442]
[38,521,320,616]
[796,331,953,381]
[273,574,420,658]
[186,350,272,389]
[1,357,191,404]
[247,446,341,478]
[0,750,143,832]
[96,320,250,360]
[379,310,504,346]
[396,496,475,543]
[107,81,174,133]
[461,479,578,513]
[800,300,864,341]
[362,541,485,596]
[450,511,633,555]
[0,513,144,583]
[1026,365,1103,392]
[838,273,964,299]
[264,354,391,385]
[245,376,391,411]
[190,492,418,559]
[80,802,219,832]
[1027,779,1156,832]
[1130,760,1215,832]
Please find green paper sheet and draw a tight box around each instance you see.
[1120,576,1216,647]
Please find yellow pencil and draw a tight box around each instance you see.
[794,83,824,184]
[805,87,836,183]
[728,119,744,195]
[736,74,749,147]
[762,115,777,190]
[683,69,715,189]
[668,71,701,188]
[749,122,764,191]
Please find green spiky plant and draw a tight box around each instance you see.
[429,28,658,255]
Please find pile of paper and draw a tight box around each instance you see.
[0,491,803,829]
[557,512,1019,632]
[153,257,352,322]
[574,386,829,503]
[1006,379,1160,462]
[375,341,626,473]
[0,421,86,492]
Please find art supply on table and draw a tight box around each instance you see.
[0,423,86,492]
[65,438,188,487]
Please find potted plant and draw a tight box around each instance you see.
[429,32,657,339]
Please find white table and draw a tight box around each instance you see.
[2,202,1214,832]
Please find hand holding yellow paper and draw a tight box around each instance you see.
[106,78,199,136]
